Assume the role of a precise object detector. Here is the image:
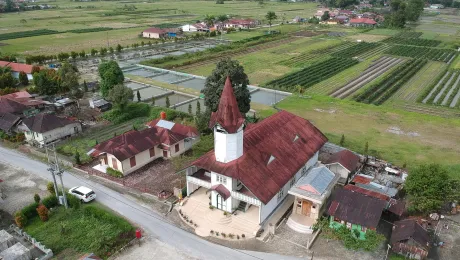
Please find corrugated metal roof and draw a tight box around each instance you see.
[298,166,335,195]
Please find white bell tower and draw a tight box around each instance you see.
[214,124,244,163]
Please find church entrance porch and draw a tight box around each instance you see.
[178,188,260,238]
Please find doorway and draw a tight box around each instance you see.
[302,200,312,216]
[216,194,226,211]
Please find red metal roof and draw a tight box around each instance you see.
[143,27,166,34]
[0,61,35,74]
[146,119,198,138]
[209,184,231,201]
[351,175,372,184]
[325,149,360,172]
[92,120,195,161]
[209,76,245,134]
[192,110,327,204]
[0,91,44,114]
[344,184,389,201]
[349,18,377,25]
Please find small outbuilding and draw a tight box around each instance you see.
[324,149,361,184]
[391,219,431,259]
[142,27,167,39]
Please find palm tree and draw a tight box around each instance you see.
[204,14,216,28]
[265,11,277,33]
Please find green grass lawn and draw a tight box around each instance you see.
[24,203,135,258]
[260,94,460,178]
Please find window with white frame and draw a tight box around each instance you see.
[277,189,284,202]
[216,175,227,185]
[301,166,308,176]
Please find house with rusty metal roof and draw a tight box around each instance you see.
[391,219,431,259]
[184,77,328,225]
[324,149,361,185]
[88,119,198,175]
[328,187,387,239]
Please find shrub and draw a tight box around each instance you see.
[74,151,81,165]
[42,195,59,209]
[34,193,41,203]
[237,235,240,239]
[228,233,234,239]
[106,167,123,178]
[242,234,245,238]
[102,103,150,124]
[210,230,214,234]
[15,212,27,228]
[47,182,55,195]
[209,205,215,210]
[83,206,134,233]
[66,193,81,209]
[216,232,219,236]
[36,204,49,222]
[221,232,226,238]
[21,202,39,219]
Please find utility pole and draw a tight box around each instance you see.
[384,244,391,260]
[45,142,68,209]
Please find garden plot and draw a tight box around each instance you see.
[152,73,192,83]
[125,68,159,77]
[250,89,289,106]
[331,56,404,99]
[175,78,206,91]
[421,71,460,108]
[175,99,205,114]
[125,82,148,91]
[154,93,192,107]
[385,45,457,63]
[138,87,170,101]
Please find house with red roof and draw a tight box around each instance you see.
[0,61,37,80]
[184,77,327,224]
[88,119,198,175]
[324,149,361,184]
[349,18,377,27]
[224,19,257,29]
[142,27,167,39]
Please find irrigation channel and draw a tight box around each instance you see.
[123,65,291,114]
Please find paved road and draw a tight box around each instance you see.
[0,146,301,260]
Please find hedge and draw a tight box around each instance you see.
[21,202,39,219]
[42,195,59,209]
[106,167,123,178]
[66,193,81,209]
[102,103,192,124]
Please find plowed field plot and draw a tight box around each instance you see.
[389,61,447,103]
[264,57,359,91]
[395,31,423,38]
[385,45,457,63]
[421,71,460,108]
[354,58,428,105]
[332,42,381,58]
[330,56,404,99]
[382,37,441,47]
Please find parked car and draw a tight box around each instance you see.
[68,186,96,203]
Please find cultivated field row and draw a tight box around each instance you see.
[422,71,460,108]
[330,56,404,99]
[385,45,456,63]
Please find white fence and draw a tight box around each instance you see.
[10,225,53,260]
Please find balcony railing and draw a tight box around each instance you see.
[186,176,211,189]
[231,190,261,206]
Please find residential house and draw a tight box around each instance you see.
[224,19,257,29]
[89,96,111,112]
[324,149,361,185]
[0,91,46,117]
[0,61,38,80]
[328,187,387,239]
[315,8,331,19]
[184,77,327,225]
[338,10,353,16]
[20,113,82,147]
[292,16,305,23]
[0,112,21,134]
[336,15,350,24]
[391,219,431,259]
[321,19,339,25]
[142,28,167,39]
[349,18,377,27]
[287,166,339,233]
[89,119,198,175]
[350,173,398,198]
[181,23,209,32]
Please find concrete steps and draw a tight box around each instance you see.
[286,217,313,234]
[216,215,232,225]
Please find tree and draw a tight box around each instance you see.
[70,51,78,60]
[196,100,201,115]
[98,61,124,97]
[339,134,345,146]
[116,44,123,53]
[405,164,456,213]
[195,109,212,134]
[19,71,29,86]
[34,193,41,204]
[79,50,86,58]
[100,47,107,55]
[137,90,141,102]
[216,0,224,4]
[47,182,55,195]
[188,103,192,114]
[74,151,81,165]
[83,80,88,92]
[321,11,330,21]
[15,212,27,228]
[258,0,264,6]
[406,0,424,22]
[364,141,369,155]
[91,48,98,56]
[109,47,114,54]
[33,69,59,95]
[202,58,251,114]
[151,97,155,106]
[58,62,80,93]
[216,15,228,26]
[265,11,277,32]
[204,15,216,28]
[108,84,133,110]
[166,96,170,108]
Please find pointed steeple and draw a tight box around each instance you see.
[209,76,245,133]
